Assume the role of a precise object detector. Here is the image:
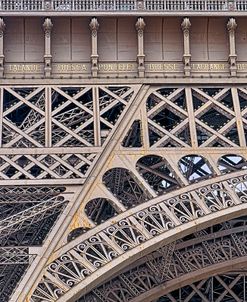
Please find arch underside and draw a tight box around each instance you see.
[79,216,247,302]
[3,84,247,301]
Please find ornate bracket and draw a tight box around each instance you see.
[43,18,53,78]
[136,17,146,78]
[89,17,99,78]
[227,18,237,77]
[181,18,191,77]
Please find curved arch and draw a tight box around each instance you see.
[79,217,247,302]
[30,171,247,302]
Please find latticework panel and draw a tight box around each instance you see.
[0,84,140,301]
[0,185,77,301]
[157,273,247,302]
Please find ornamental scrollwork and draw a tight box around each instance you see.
[134,204,175,236]
[47,253,91,288]
[104,219,147,251]
[31,173,247,301]
[75,235,119,268]
[165,193,205,223]
[197,182,235,211]
[78,217,247,302]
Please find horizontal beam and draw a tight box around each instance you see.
[1,77,247,85]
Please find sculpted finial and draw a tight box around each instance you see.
[181,18,191,32]
[43,18,53,35]
[0,18,6,37]
[89,18,99,36]
[135,17,146,33]
[227,18,237,32]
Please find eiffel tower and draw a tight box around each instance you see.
[0,1,247,301]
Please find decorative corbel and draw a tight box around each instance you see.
[227,18,237,77]
[181,18,191,77]
[89,17,99,78]
[135,17,146,78]
[43,17,53,78]
[0,18,6,78]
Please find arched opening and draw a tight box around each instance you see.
[84,198,118,225]
[67,227,90,242]
[103,168,151,208]
[218,154,247,173]
[178,155,214,183]
[136,155,180,195]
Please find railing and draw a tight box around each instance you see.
[0,0,246,12]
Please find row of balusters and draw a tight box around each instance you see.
[0,0,247,11]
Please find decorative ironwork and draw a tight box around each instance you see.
[5,85,247,301]
[77,217,247,302]
[30,173,247,301]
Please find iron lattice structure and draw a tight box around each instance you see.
[2,84,247,302]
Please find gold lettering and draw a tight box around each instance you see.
[55,63,88,73]
[164,63,176,71]
[209,63,227,71]
[8,64,41,73]
[191,63,229,72]
[237,63,247,71]
[146,63,178,72]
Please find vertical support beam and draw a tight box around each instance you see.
[0,18,6,78]
[45,86,52,147]
[140,106,150,149]
[43,18,53,78]
[135,17,146,78]
[93,86,101,146]
[181,18,191,77]
[89,18,99,78]
[185,87,198,148]
[227,18,237,77]
[232,87,246,146]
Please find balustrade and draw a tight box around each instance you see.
[0,0,246,12]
